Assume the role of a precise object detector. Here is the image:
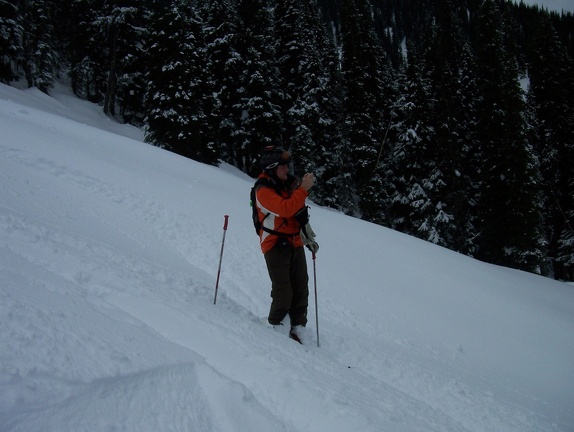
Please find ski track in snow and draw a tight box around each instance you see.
[1,83,573,432]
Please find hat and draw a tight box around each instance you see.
[260,146,291,171]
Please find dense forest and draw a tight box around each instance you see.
[1,0,573,281]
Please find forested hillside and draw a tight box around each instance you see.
[1,0,573,280]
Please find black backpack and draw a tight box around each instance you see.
[250,178,272,235]
[250,177,310,237]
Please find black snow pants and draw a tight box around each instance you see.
[264,244,309,327]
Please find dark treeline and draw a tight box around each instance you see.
[1,0,573,281]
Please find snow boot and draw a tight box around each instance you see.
[289,325,305,344]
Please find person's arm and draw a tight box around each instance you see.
[257,186,308,218]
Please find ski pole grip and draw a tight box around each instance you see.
[223,215,229,230]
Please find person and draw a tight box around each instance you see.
[254,146,319,344]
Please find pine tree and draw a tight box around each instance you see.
[274,0,308,152]
[301,8,350,213]
[425,0,480,251]
[65,0,147,111]
[528,14,574,280]
[21,0,56,93]
[96,1,147,122]
[68,0,106,102]
[115,32,147,126]
[199,0,244,166]
[386,41,446,243]
[452,43,482,255]
[0,0,22,83]
[473,0,545,272]
[274,0,347,210]
[235,0,282,176]
[556,200,574,281]
[340,0,389,222]
[144,0,218,164]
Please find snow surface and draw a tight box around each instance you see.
[1,82,573,432]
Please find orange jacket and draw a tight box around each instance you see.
[255,173,308,254]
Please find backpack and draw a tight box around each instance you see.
[250,178,271,235]
[250,176,308,237]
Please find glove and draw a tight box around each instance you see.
[306,241,319,254]
[300,223,319,253]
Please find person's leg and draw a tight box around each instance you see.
[289,246,309,327]
[264,246,293,325]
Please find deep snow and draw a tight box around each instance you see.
[1,82,573,432]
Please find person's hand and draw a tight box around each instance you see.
[300,222,318,253]
[301,173,315,191]
[306,241,319,253]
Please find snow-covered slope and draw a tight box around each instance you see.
[1,83,573,432]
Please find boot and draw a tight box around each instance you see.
[289,325,305,344]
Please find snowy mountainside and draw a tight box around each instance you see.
[1,83,573,432]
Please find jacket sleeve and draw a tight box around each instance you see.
[256,186,308,218]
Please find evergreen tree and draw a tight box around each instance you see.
[68,0,106,102]
[451,43,482,255]
[115,33,147,125]
[473,0,545,272]
[144,0,218,164]
[425,0,478,251]
[199,0,244,166]
[235,0,282,176]
[386,41,448,244]
[96,1,147,122]
[340,0,389,222]
[274,0,348,210]
[21,0,56,93]
[556,195,574,281]
[528,14,574,279]
[274,0,308,151]
[0,0,22,83]
[301,7,350,213]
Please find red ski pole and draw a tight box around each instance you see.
[312,251,320,347]
[213,215,229,305]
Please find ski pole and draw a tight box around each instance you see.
[213,215,229,305]
[312,251,320,347]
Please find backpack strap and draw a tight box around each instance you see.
[254,178,292,238]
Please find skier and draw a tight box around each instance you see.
[253,146,318,343]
